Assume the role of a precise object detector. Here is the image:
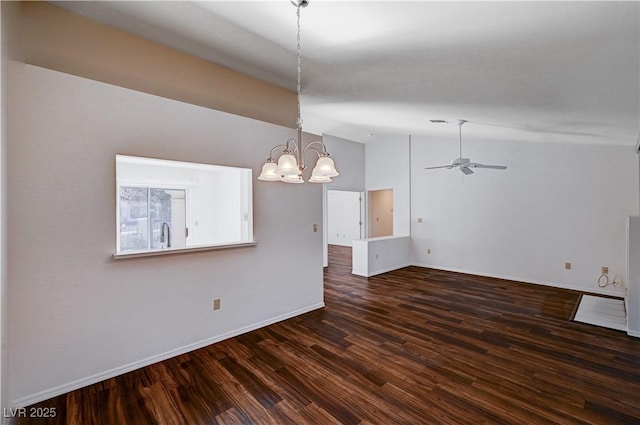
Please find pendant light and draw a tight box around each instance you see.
[258,0,339,183]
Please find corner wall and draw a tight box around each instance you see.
[365,135,411,237]
[6,62,323,406]
[0,1,6,414]
[0,0,22,412]
[322,134,366,266]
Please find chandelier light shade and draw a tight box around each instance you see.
[314,154,339,177]
[309,170,332,183]
[276,150,300,176]
[257,160,280,181]
[257,0,339,184]
[281,174,305,184]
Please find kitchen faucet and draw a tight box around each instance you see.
[160,222,171,248]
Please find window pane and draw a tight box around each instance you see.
[119,187,148,251]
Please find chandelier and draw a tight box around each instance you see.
[258,0,339,184]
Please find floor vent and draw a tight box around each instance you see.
[573,295,626,332]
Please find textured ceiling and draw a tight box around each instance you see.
[50,1,640,145]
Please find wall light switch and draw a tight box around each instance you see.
[213,299,221,310]
[313,224,318,233]
[602,266,608,274]
[417,218,423,223]
[565,262,572,270]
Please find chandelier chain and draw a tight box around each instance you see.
[296,4,302,129]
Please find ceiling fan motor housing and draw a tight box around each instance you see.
[450,157,470,166]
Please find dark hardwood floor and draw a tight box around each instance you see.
[18,245,640,424]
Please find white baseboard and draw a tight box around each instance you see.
[11,302,325,408]
[411,262,624,297]
[627,330,640,338]
[353,263,412,278]
[328,242,353,247]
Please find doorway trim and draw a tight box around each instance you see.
[323,186,365,268]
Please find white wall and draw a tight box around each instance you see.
[191,169,246,245]
[365,135,411,236]
[212,170,245,243]
[411,135,639,295]
[627,216,640,337]
[632,148,640,337]
[6,62,324,406]
[352,236,411,277]
[0,1,7,411]
[323,134,365,191]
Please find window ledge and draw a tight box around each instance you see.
[113,241,258,260]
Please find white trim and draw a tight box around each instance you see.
[10,302,325,408]
[627,330,640,338]
[113,240,258,259]
[353,263,412,278]
[411,262,623,297]
[330,241,354,248]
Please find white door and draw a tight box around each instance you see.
[327,190,363,247]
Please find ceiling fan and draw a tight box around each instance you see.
[425,120,507,175]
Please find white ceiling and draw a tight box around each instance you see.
[50,0,640,145]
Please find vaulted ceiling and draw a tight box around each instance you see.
[50,1,639,145]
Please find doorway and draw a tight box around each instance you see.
[324,189,363,268]
[327,190,363,246]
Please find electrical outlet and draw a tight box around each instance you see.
[427,249,431,254]
[565,262,572,270]
[602,266,608,274]
[417,217,423,223]
[213,299,221,310]
[313,224,318,233]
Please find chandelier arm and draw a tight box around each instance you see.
[302,142,329,169]
[304,146,323,158]
[302,141,327,155]
[286,137,300,154]
[269,143,289,159]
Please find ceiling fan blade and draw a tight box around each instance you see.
[470,163,507,170]
[460,166,474,175]
[425,165,453,170]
